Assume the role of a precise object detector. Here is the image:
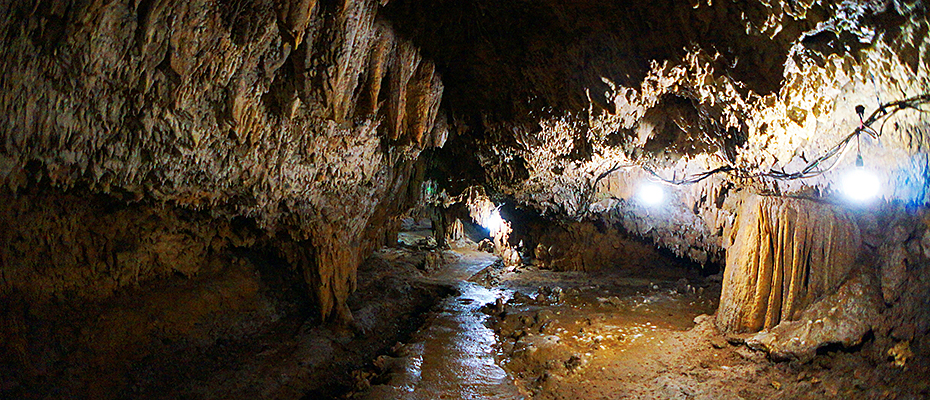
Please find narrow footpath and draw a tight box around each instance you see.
[363,249,525,400]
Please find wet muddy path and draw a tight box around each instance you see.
[485,262,723,399]
[359,242,720,400]
[362,250,524,399]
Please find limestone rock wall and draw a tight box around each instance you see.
[593,170,735,265]
[722,199,930,360]
[528,221,673,272]
[0,185,312,397]
[863,206,930,358]
[744,272,883,361]
[0,186,260,302]
[0,0,446,320]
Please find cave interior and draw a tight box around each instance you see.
[1,0,930,398]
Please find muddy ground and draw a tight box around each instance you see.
[477,262,930,400]
[348,226,930,400]
[4,225,929,399]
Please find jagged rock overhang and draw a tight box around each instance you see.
[405,0,930,261]
[0,0,450,321]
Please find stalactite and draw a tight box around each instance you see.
[0,0,447,322]
[716,194,862,334]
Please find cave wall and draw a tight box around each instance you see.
[0,185,259,302]
[720,197,930,361]
[528,220,675,272]
[0,185,313,397]
[0,0,447,321]
[865,205,930,356]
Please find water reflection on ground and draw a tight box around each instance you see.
[363,250,524,400]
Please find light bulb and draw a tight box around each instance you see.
[637,182,665,206]
[484,210,504,234]
[842,168,880,203]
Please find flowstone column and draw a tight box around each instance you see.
[716,194,862,333]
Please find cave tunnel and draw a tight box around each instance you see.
[2,0,930,398]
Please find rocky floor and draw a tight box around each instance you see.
[481,263,930,400]
[6,227,929,399]
[346,230,930,400]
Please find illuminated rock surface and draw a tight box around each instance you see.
[717,194,861,333]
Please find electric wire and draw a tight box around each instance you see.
[636,93,930,186]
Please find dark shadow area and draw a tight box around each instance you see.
[815,330,874,358]
[382,0,799,125]
[496,200,722,276]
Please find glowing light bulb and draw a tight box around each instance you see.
[484,210,504,234]
[842,168,880,203]
[637,182,665,206]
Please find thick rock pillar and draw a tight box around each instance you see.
[716,194,862,333]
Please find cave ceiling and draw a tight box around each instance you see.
[387,0,797,118]
[0,0,928,320]
[390,0,930,214]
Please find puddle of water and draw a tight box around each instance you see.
[366,251,524,400]
[406,281,520,400]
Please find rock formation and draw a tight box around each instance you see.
[745,272,883,360]
[0,0,446,321]
[717,194,862,333]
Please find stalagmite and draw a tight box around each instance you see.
[716,194,862,333]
